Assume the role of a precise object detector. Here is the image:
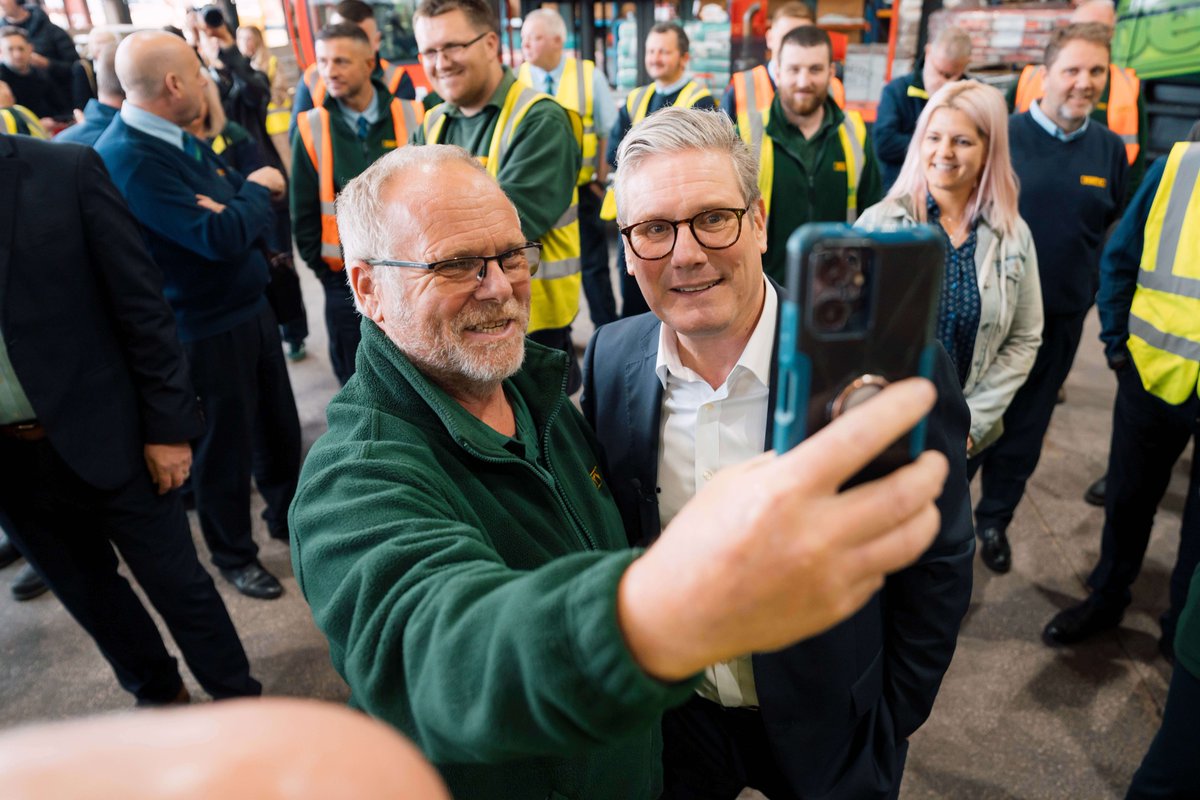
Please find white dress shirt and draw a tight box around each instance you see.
[656,278,777,707]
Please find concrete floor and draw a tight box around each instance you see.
[0,262,1183,799]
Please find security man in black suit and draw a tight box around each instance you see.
[0,133,261,705]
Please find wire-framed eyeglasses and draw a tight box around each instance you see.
[363,242,542,286]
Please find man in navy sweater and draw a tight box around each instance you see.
[55,41,119,147]
[96,31,302,600]
[872,26,971,190]
[971,23,1128,573]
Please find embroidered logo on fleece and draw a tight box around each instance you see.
[589,466,603,490]
[1080,175,1107,188]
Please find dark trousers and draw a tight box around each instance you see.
[183,305,301,569]
[972,310,1088,529]
[319,269,360,386]
[1126,661,1200,799]
[617,245,651,319]
[578,184,616,327]
[0,437,260,703]
[661,696,800,800]
[528,325,580,395]
[1087,365,1200,636]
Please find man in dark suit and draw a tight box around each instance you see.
[582,107,974,799]
[96,31,301,599]
[0,132,260,704]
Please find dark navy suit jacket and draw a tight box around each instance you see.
[581,289,974,799]
[0,135,203,490]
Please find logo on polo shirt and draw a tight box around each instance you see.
[382,139,397,148]
[589,466,603,490]
[1080,175,1108,188]
[833,162,847,172]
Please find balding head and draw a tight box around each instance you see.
[1072,0,1116,29]
[116,31,207,126]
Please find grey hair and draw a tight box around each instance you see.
[614,106,760,224]
[931,26,972,62]
[522,8,566,41]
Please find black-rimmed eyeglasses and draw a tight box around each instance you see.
[619,207,751,261]
[418,31,489,62]
[363,242,542,286]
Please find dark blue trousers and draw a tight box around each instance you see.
[1126,661,1200,799]
[578,184,617,327]
[183,305,301,569]
[973,310,1088,529]
[1087,365,1200,637]
[0,437,260,703]
[319,270,360,386]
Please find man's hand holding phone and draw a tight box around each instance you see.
[617,378,947,681]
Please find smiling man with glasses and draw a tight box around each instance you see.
[289,142,962,799]
[411,0,586,390]
[584,107,973,799]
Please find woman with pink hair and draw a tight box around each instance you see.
[857,79,1043,460]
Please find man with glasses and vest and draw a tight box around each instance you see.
[1009,0,1146,194]
[970,23,1128,575]
[720,2,846,131]
[289,0,420,142]
[605,22,715,319]
[412,0,584,390]
[739,25,881,284]
[1043,122,1200,663]
[292,23,424,386]
[517,7,619,327]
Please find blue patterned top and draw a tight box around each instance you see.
[927,193,980,386]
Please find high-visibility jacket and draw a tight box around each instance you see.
[265,55,291,136]
[0,105,48,139]
[1126,141,1200,403]
[296,98,424,271]
[739,101,868,224]
[516,58,599,185]
[1014,63,1140,165]
[303,58,413,107]
[599,79,713,221]
[424,82,584,333]
[730,63,846,132]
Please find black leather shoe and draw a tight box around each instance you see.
[977,527,1012,573]
[11,563,49,601]
[1084,475,1107,507]
[0,535,18,569]
[1042,596,1124,646]
[136,685,191,708]
[219,561,283,600]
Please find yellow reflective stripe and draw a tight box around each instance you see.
[675,81,711,108]
[423,103,449,143]
[212,134,228,154]
[838,112,867,223]
[1141,143,1200,282]
[757,104,774,221]
[906,85,929,99]
[0,109,15,134]
[628,85,654,122]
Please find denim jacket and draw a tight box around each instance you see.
[856,197,1043,454]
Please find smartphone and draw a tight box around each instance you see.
[773,223,945,483]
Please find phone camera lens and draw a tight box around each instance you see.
[813,294,850,332]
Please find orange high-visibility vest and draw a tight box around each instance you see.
[303,58,408,106]
[730,63,845,125]
[295,98,424,271]
[1013,63,1140,165]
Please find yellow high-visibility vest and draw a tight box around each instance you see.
[1126,141,1200,403]
[0,105,48,139]
[517,57,598,185]
[424,82,584,333]
[738,102,867,224]
[265,55,292,136]
[600,79,713,221]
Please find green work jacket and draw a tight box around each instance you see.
[760,95,883,282]
[411,68,580,242]
[290,320,697,800]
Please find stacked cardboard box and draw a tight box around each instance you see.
[928,6,1074,68]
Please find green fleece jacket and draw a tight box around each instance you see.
[411,68,580,242]
[760,94,883,283]
[290,320,696,800]
[289,78,406,280]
